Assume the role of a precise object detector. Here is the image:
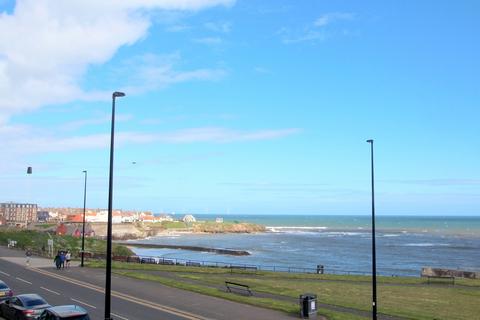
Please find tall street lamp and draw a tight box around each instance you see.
[105,91,125,320]
[81,170,87,267]
[366,139,377,320]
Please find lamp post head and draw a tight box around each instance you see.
[366,139,374,144]
[113,91,125,98]
[83,170,87,173]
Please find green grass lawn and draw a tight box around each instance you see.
[86,261,480,320]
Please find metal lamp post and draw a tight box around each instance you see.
[366,139,377,319]
[81,170,87,267]
[26,167,33,228]
[105,91,125,320]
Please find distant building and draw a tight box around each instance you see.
[215,217,224,223]
[182,214,196,223]
[156,214,173,222]
[0,202,38,227]
[56,222,94,237]
[37,211,50,222]
[65,214,83,223]
[56,223,68,235]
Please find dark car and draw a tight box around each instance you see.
[0,294,51,319]
[0,280,13,302]
[39,305,90,320]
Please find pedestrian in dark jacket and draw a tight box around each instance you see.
[54,252,62,270]
[60,251,65,269]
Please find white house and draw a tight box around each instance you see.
[182,214,196,223]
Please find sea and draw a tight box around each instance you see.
[128,215,480,277]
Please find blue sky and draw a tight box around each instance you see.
[0,0,478,215]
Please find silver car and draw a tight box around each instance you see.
[0,294,51,320]
[39,305,90,320]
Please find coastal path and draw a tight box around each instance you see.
[0,246,297,320]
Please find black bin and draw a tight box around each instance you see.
[299,293,317,318]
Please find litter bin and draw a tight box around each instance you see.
[316,265,324,274]
[299,293,317,318]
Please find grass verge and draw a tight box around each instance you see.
[86,261,480,320]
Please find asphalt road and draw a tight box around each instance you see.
[0,247,296,320]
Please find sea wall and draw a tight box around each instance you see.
[118,242,250,256]
[421,267,480,279]
[90,223,152,239]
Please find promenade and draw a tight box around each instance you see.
[0,246,298,320]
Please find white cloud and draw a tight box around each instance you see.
[204,21,231,33]
[280,12,355,44]
[117,53,226,93]
[165,24,190,32]
[0,126,301,156]
[279,29,327,44]
[253,66,270,74]
[0,0,234,118]
[155,127,301,143]
[314,12,354,27]
[193,37,223,45]
[384,179,480,186]
[60,113,133,131]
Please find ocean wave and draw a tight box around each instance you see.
[404,243,450,247]
[325,232,365,236]
[266,226,328,233]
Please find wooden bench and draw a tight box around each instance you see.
[225,281,253,296]
[421,267,455,285]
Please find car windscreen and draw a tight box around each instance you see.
[0,283,8,289]
[24,298,47,307]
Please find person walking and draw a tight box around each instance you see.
[25,248,32,266]
[65,251,71,268]
[54,252,62,270]
[60,251,65,269]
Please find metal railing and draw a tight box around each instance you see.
[108,253,403,277]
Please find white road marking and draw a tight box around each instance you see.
[15,277,32,284]
[0,271,10,276]
[31,268,208,320]
[111,313,129,320]
[41,287,60,295]
[71,298,97,309]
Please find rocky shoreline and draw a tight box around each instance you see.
[89,222,265,240]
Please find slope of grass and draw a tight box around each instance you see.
[0,229,133,257]
[86,261,480,320]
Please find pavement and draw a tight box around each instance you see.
[0,246,299,320]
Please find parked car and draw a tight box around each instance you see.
[0,294,51,319]
[39,305,90,320]
[0,280,13,302]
